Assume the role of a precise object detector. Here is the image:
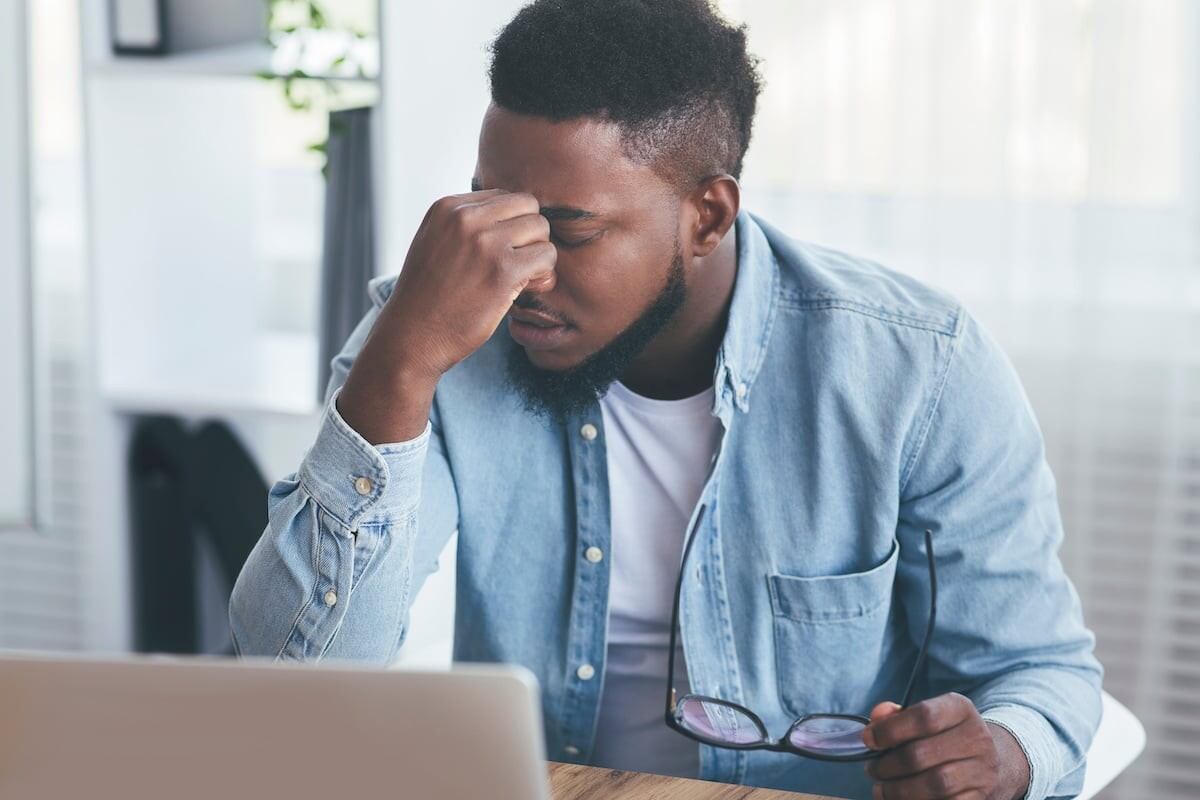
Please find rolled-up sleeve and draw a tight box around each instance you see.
[231,281,458,664]
[981,702,1087,800]
[298,388,430,533]
[897,311,1104,800]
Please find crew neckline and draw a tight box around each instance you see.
[601,380,715,418]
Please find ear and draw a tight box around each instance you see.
[685,175,741,258]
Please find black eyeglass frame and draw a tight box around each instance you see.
[664,512,938,763]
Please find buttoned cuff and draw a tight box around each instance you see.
[981,703,1062,800]
[297,387,431,532]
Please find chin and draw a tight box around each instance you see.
[523,347,585,373]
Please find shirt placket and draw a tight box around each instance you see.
[687,378,750,785]
[558,407,613,762]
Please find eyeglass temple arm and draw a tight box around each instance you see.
[898,529,938,709]
[668,521,937,715]
[666,505,707,715]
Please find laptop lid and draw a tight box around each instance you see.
[0,654,550,800]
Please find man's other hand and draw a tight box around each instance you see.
[863,692,1030,800]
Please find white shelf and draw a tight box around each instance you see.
[89,31,380,82]
[103,332,322,418]
[106,389,320,419]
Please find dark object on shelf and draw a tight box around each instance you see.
[128,416,268,655]
[319,106,377,399]
[109,0,265,56]
[110,0,165,54]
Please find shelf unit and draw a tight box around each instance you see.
[78,1,371,654]
[88,29,380,82]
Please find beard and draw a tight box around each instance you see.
[506,245,687,422]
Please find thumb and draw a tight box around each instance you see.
[863,701,902,751]
[523,270,557,294]
[869,701,902,724]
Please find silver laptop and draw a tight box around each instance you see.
[0,653,551,800]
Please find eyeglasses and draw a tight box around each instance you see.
[664,510,937,762]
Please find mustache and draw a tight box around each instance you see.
[512,293,572,326]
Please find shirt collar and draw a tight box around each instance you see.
[714,210,780,416]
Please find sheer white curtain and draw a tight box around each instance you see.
[719,2,1199,798]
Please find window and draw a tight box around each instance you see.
[0,0,32,527]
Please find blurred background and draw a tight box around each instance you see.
[0,2,1196,798]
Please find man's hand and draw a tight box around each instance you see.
[380,189,557,380]
[863,693,1030,800]
[339,189,556,443]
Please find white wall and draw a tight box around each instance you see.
[378,1,529,275]
[377,0,529,666]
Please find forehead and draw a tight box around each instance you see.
[476,104,670,213]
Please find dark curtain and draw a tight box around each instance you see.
[319,105,376,399]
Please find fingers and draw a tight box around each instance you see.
[865,694,975,751]
[509,241,557,293]
[492,213,551,249]
[865,694,1007,800]
[867,721,988,780]
[452,189,540,223]
[523,273,557,294]
[499,215,556,291]
[871,758,987,800]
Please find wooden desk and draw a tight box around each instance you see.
[548,762,835,799]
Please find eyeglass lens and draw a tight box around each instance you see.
[676,696,767,745]
[786,715,870,757]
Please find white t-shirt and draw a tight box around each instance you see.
[589,380,722,778]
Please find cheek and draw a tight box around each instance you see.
[558,243,668,330]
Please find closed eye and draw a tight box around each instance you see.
[551,230,603,249]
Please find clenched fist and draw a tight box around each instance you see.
[339,190,557,444]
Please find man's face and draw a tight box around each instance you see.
[474,105,685,375]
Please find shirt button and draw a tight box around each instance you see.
[563,745,580,756]
[579,423,598,441]
[736,382,748,401]
[323,590,338,607]
[584,546,604,564]
[353,476,373,495]
[576,663,595,681]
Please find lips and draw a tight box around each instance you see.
[508,308,566,328]
[507,308,572,350]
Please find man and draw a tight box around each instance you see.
[231,2,1102,798]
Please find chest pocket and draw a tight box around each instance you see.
[768,537,900,718]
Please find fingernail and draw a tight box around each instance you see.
[862,727,876,750]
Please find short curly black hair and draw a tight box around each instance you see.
[489,0,763,189]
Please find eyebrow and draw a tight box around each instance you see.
[539,206,599,221]
[471,178,600,221]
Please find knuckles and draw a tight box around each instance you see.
[931,762,965,796]
[915,692,973,733]
[902,740,936,773]
[421,193,555,288]
[431,194,463,218]
[913,701,941,731]
[945,692,974,714]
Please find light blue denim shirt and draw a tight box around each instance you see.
[231,211,1102,800]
